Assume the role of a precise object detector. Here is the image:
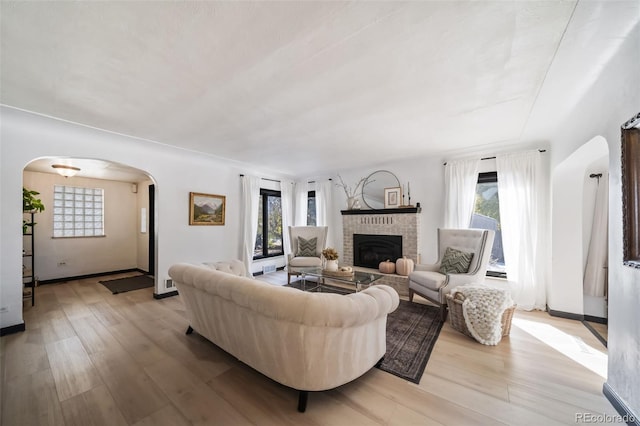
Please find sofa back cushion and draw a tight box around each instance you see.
[202,259,247,277]
[169,263,399,327]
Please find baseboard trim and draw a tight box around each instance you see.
[153,290,178,299]
[0,322,26,336]
[603,382,639,425]
[38,268,147,285]
[252,266,286,277]
[582,321,607,348]
[584,314,608,324]
[547,308,584,321]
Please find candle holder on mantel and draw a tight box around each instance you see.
[399,181,414,208]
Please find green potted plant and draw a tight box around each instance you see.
[23,187,45,233]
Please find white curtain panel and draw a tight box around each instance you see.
[316,179,334,247]
[280,179,295,259]
[444,158,480,228]
[241,174,261,276]
[584,173,609,297]
[496,150,548,310]
[294,181,308,226]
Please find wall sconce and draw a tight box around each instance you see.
[51,164,80,178]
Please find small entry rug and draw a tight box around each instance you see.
[286,281,443,384]
[100,275,154,294]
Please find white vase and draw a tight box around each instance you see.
[347,196,357,210]
[325,259,339,271]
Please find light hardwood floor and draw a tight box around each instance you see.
[1,271,621,425]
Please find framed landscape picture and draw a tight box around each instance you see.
[189,192,226,225]
[384,187,401,208]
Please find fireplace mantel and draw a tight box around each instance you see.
[341,207,421,215]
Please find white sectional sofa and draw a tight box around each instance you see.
[168,261,399,412]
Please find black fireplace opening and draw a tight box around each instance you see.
[353,234,402,269]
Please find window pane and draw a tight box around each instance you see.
[307,195,316,226]
[53,185,105,238]
[266,195,282,255]
[471,177,506,275]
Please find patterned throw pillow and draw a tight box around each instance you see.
[439,247,474,274]
[297,237,318,257]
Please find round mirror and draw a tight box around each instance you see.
[361,170,401,209]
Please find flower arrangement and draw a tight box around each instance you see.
[336,174,367,199]
[322,247,339,260]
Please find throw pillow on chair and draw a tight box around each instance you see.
[297,237,318,257]
[439,247,474,274]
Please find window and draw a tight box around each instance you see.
[307,190,316,226]
[53,185,104,238]
[471,172,506,277]
[254,189,283,258]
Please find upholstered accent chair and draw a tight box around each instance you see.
[409,228,495,321]
[287,226,328,284]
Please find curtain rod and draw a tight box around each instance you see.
[443,149,547,166]
[239,174,331,184]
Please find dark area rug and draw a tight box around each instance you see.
[286,280,443,384]
[380,300,443,383]
[99,275,154,294]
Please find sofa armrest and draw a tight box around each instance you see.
[445,272,477,287]
[439,271,485,299]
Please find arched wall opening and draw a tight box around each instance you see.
[550,136,609,315]
[22,157,158,296]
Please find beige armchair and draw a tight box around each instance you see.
[409,228,495,321]
[287,226,328,284]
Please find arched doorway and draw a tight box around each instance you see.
[550,136,609,342]
[22,157,157,305]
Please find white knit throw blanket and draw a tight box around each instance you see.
[451,285,514,345]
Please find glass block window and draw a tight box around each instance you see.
[53,185,104,238]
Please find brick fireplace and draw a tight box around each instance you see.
[342,207,421,296]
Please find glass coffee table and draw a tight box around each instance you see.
[288,266,383,293]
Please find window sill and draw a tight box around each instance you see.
[52,235,106,239]
[253,253,284,261]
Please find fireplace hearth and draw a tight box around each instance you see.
[353,234,402,269]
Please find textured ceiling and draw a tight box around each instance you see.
[1,1,638,178]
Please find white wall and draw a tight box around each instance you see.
[22,171,139,280]
[0,106,286,329]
